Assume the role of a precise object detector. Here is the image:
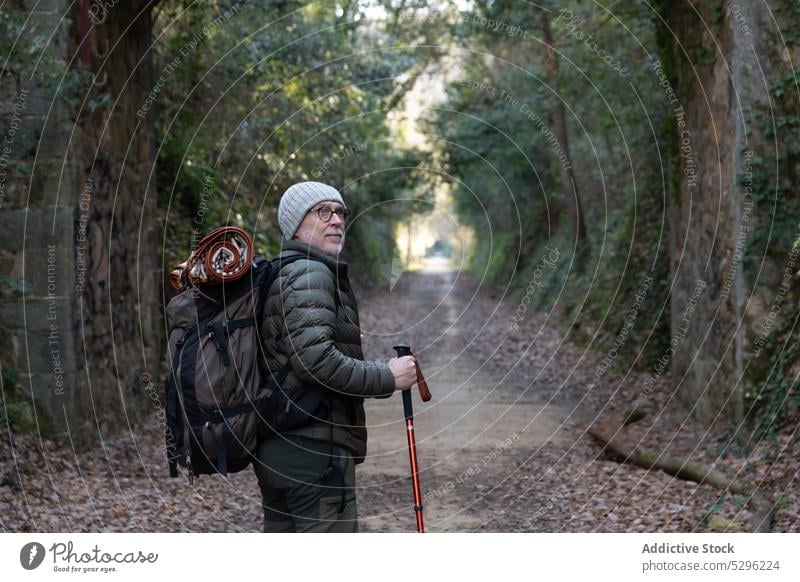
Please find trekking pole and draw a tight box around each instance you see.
[393,344,432,533]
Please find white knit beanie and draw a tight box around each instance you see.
[278,182,346,240]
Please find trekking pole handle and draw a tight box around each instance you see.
[393,344,432,401]
[393,344,412,359]
[393,345,414,420]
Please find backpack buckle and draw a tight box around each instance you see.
[186,455,194,486]
[205,409,224,428]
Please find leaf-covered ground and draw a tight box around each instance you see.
[2,263,797,532]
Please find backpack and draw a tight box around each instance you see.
[163,253,303,482]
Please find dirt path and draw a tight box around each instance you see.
[355,259,780,533]
[357,258,571,532]
[5,259,796,532]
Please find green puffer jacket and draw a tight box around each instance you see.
[259,239,396,464]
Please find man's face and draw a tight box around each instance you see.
[293,201,347,255]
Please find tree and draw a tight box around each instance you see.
[538,8,586,245]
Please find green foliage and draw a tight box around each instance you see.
[1,5,52,81]
[737,4,800,436]
[430,0,671,370]
[745,307,800,441]
[0,365,39,436]
[1,3,78,110]
[153,1,429,282]
[775,0,800,45]
[742,68,800,282]
[0,274,31,294]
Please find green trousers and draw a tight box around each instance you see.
[253,435,357,533]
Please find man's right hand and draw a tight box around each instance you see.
[388,356,417,390]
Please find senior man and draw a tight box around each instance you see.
[255,181,417,533]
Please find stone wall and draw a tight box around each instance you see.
[0,0,161,446]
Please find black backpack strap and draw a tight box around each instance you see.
[212,423,230,476]
[166,327,192,478]
[174,366,195,484]
[321,408,347,514]
[203,317,255,366]
[165,352,181,478]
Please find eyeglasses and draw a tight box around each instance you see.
[308,205,351,222]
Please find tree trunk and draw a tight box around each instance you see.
[71,0,161,445]
[656,0,799,433]
[539,12,587,245]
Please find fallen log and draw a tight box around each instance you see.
[588,403,774,532]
